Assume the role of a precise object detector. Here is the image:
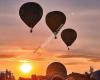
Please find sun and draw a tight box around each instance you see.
[20,63,32,73]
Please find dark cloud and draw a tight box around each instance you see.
[57,54,90,58]
[59,54,99,59]
[57,54,100,63]
[0,54,16,58]
[64,62,86,65]
[31,58,46,61]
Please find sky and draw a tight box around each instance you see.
[0,0,100,79]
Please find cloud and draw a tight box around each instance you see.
[30,58,46,61]
[56,54,100,63]
[57,54,91,58]
[66,0,100,10]
[0,54,16,58]
[89,58,100,62]
[57,54,100,58]
[56,50,100,63]
[64,62,86,65]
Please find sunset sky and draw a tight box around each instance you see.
[0,0,100,79]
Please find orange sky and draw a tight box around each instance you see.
[0,0,100,79]
[0,50,100,79]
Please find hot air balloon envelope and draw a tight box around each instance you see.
[61,28,77,47]
[46,11,66,38]
[19,2,43,32]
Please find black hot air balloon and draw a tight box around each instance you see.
[61,28,77,50]
[46,11,66,39]
[19,2,43,33]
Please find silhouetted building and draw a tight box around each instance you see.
[17,63,97,80]
[66,72,95,80]
[46,62,67,80]
[18,75,46,80]
[31,75,37,80]
[0,69,15,80]
[18,77,31,80]
[90,66,94,75]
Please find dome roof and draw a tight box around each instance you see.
[46,62,67,78]
[91,70,100,80]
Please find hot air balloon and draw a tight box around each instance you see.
[61,28,77,50]
[90,70,100,80]
[19,2,43,33]
[46,62,67,79]
[46,11,66,39]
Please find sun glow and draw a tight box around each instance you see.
[20,63,32,73]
